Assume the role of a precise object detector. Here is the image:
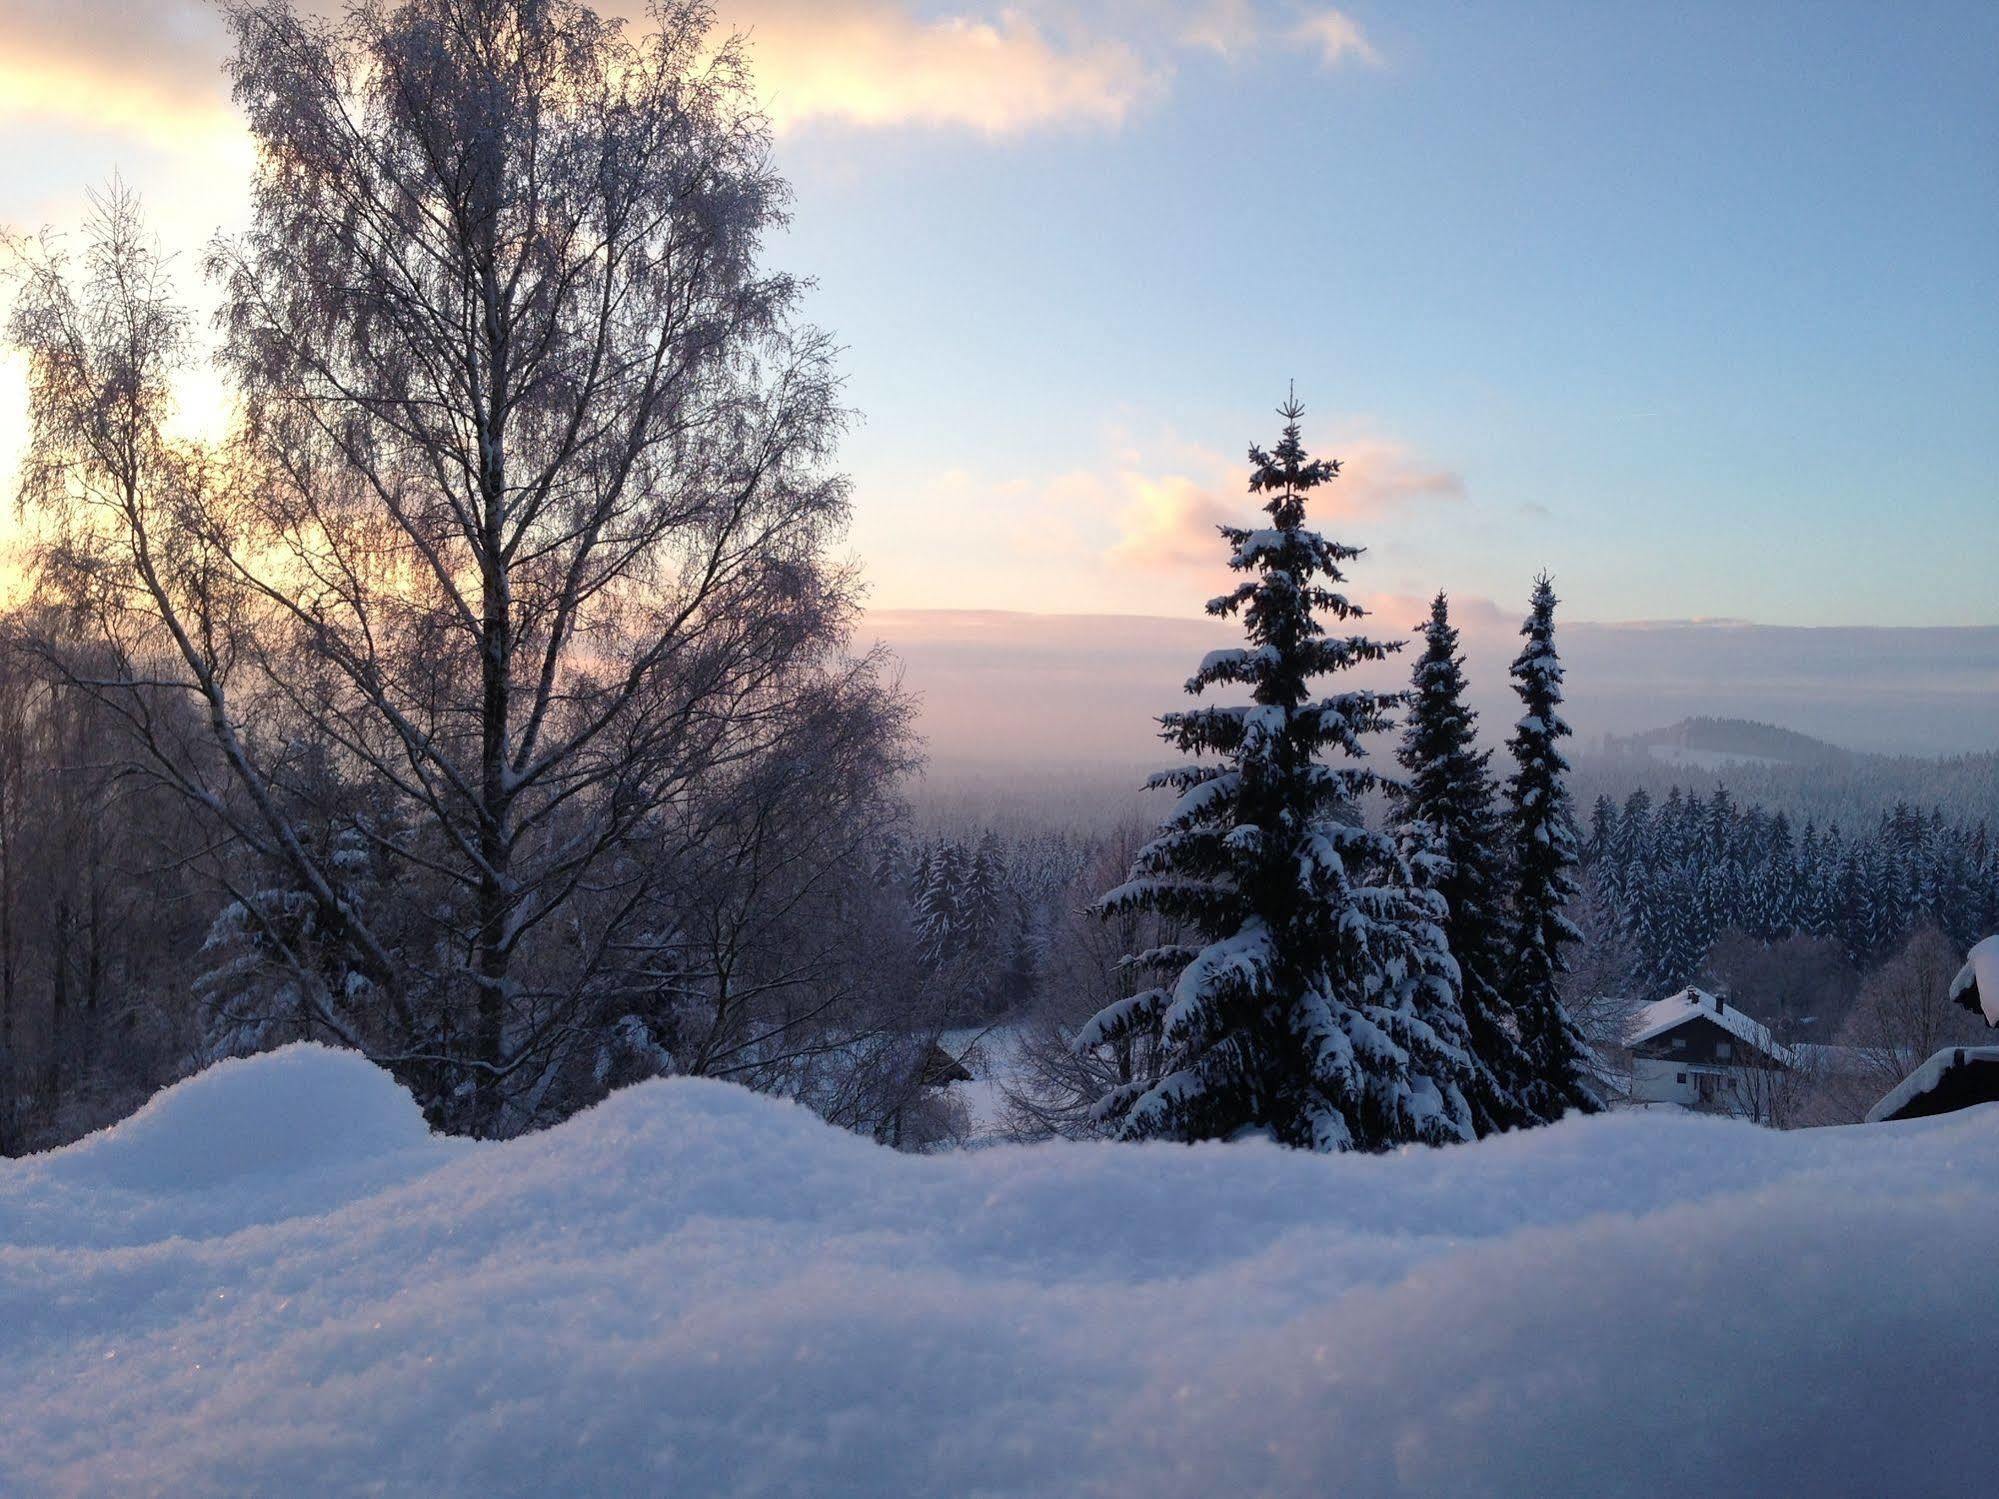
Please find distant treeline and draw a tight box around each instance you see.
[1570,749,1999,836]
[1581,788,1998,1000]
[878,830,1089,1024]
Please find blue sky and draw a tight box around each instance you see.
[1,0,1994,630]
[765,1,1997,624]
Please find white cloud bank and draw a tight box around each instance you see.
[2,1043,1996,1494]
[867,607,1999,766]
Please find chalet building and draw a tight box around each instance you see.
[918,1041,974,1088]
[1866,1047,1999,1123]
[1625,987,1791,1114]
[1866,935,1999,1124]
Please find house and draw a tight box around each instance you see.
[1865,1046,1999,1123]
[1866,934,1999,1124]
[1949,934,1998,1028]
[1624,987,1792,1115]
[918,1041,974,1087]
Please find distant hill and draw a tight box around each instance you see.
[1577,718,1999,830]
[1601,717,1856,771]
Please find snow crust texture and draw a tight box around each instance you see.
[4,1044,1998,1497]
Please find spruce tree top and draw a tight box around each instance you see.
[1151,396,1403,930]
[1506,571,1580,919]
[1399,592,1488,809]
[1394,590,1533,1134]
[1503,571,1601,1117]
[1078,397,1475,1151]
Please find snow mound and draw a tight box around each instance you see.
[4,1051,1999,1496]
[6,1044,458,1248]
[49,1044,435,1192]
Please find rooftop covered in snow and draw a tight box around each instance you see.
[1866,1046,1999,1125]
[1625,986,1791,1064]
[1950,935,1999,1029]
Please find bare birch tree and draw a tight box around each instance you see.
[6,0,912,1134]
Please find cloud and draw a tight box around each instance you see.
[1107,461,1242,571]
[1293,8,1383,69]
[858,427,1462,619]
[1177,0,1261,58]
[0,2,1385,154]
[727,0,1383,136]
[0,2,236,154]
[1103,433,1466,575]
[1335,436,1467,509]
[734,2,1158,134]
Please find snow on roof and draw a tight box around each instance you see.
[1865,1045,1999,1125]
[1625,987,1790,1063]
[1949,935,1999,1029]
[7,1044,1999,1493]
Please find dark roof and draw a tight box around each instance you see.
[1950,936,1997,1027]
[1865,1046,1999,1124]
[918,1042,973,1087]
[1626,988,1789,1063]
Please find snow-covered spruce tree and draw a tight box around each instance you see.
[1502,574,1602,1119]
[1075,399,1475,1151]
[913,840,965,974]
[1393,592,1532,1133]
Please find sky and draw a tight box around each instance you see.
[1,0,1994,757]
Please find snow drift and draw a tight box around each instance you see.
[3,1045,1997,1497]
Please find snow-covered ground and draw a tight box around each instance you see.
[937,1024,1023,1143]
[4,1045,1998,1497]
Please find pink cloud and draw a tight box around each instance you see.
[0,2,1387,154]
[1104,434,1468,576]
[728,1,1157,135]
[0,1,236,152]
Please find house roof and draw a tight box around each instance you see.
[919,1042,974,1087]
[1949,935,1999,1029]
[1626,987,1790,1064]
[1865,1046,1999,1124]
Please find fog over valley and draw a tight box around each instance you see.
[871,607,1999,776]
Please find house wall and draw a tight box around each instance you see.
[1631,1056,1764,1112]
[1632,1056,1699,1107]
[1633,1014,1750,1068]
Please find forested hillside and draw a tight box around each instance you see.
[1573,738,1999,830]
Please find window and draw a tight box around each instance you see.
[1670,1036,1686,1051]
[1716,1042,1732,1059]
[1676,1072,1687,1084]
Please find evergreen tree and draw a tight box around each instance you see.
[1392,592,1531,1132]
[961,833,1009,965]
[913,840,964,973]
[1076,398,1473,1151]
[1585,795,1620,868]
[1501,574,1601,1118]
